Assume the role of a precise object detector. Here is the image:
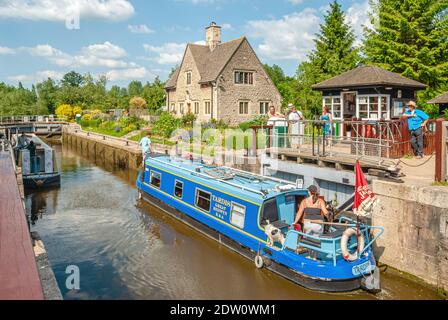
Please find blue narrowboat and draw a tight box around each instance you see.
[136,155,384,293]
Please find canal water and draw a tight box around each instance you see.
[26,143,440,300]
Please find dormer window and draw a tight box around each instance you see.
[234,71,253,85]
[186,72,192,85]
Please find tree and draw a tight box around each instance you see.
[296,0,360,116]
[142,77,166,113]
[128,81,143,97]
[264,64,286,87]
[61,71,84,87]
[363,0,448,116]
[36,78,58,114]
[129,96,147,109]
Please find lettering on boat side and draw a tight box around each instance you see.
[212,195,231,220]
[170,304,276,317]
[352,261,372,276]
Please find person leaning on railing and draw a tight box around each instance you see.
[403,101,429,159]
[139,131,153,165]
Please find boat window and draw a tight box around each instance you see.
[230,202,246,229]
[174,180,183,198]
[261,198,279,225]
[150,171,161,188]
[195,189,211,212]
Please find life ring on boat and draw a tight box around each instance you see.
[254,255,264,269]
[341,228,365,261]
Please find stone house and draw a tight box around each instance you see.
[165,22,282,125]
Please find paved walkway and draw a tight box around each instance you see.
[0,151,43,300]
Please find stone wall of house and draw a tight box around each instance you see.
[217,39,282,126]
[372,180,448,294]
[167,46,214,123]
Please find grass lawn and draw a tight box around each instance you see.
[81,126,129,137]
[129,131,176,146]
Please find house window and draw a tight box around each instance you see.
[259,101,270,115]
[150,171,161,188]
[234,71,254,85]
[186,72,192,85]
[205,101,211,115]
[170,103,175,113]
[239,101,249,114]
[194,102,200,115]
[323,97,342,119]
[179,103,184,115]
[174,180,183,199]
[230,202,246,229]
[195,189,211,212]
[358,95,390,120]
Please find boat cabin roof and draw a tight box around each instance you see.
[146,156,308,204]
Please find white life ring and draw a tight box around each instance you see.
[254,255,264,269]
[341,228,365,261]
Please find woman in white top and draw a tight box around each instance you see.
[288,104,304,148]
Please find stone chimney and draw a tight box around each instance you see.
[206,22,221,51]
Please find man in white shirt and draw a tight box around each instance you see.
[139,131,152,165]
[288,104,304,148]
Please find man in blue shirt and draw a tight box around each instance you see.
[403,101,429,159]
[139,131,152,165]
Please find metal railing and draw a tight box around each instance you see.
[252,118,437,160]
[0,115,68,124]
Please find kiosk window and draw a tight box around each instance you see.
[195,189,211,212]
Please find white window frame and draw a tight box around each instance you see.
[259,101,270,115]
[230,202,246,229]
[194,102,200,115]
[194,188,211,212]
[186,71,192,85]
[204,101,211,115]
[323,96,343,120]
[234,70,254,85]
[179,102,184,115]
[357,94,390,120]
[238,101,249,115]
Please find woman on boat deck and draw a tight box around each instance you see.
[293,185,329,235]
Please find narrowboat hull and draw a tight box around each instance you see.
[23,172,61,189]
[138,189,366,293]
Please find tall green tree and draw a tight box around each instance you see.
[363,0,448,116]
[142,77,166,113]
[296,0,360,116]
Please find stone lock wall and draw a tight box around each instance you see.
[63,133,142,171]
[372,180,448,293]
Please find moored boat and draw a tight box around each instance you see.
[136,155,384,293]
[17,134,61,189]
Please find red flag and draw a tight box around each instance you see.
[353,161,378,216]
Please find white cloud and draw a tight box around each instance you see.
[0,46,15,54]
[20,42,131,68]
[80,41,127,59]
[245,8,321,61]
[128,24,154,34]
[143,42,186,65]
[221,23,233,30]
[0,0,134,22]
[346,0,372,45]
[104,67,152,81]
[287,0,303,5]
[8,70,65,83]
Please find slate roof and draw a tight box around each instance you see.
[311,65,427,90]
[427,91,448,104]
[165,37,246,89]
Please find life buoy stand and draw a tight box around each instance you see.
[341,228,365,261]
[254,255,264,269]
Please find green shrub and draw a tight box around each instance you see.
[238,115,267,131]
[152,112,181,138]
[181,112,196,127]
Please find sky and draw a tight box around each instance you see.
[0,0,371,88]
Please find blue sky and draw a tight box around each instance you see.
[0,0,371,87]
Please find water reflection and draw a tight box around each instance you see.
[25,143,441,300]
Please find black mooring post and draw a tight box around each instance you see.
[322,123,326,156]
[312,123,315,156]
